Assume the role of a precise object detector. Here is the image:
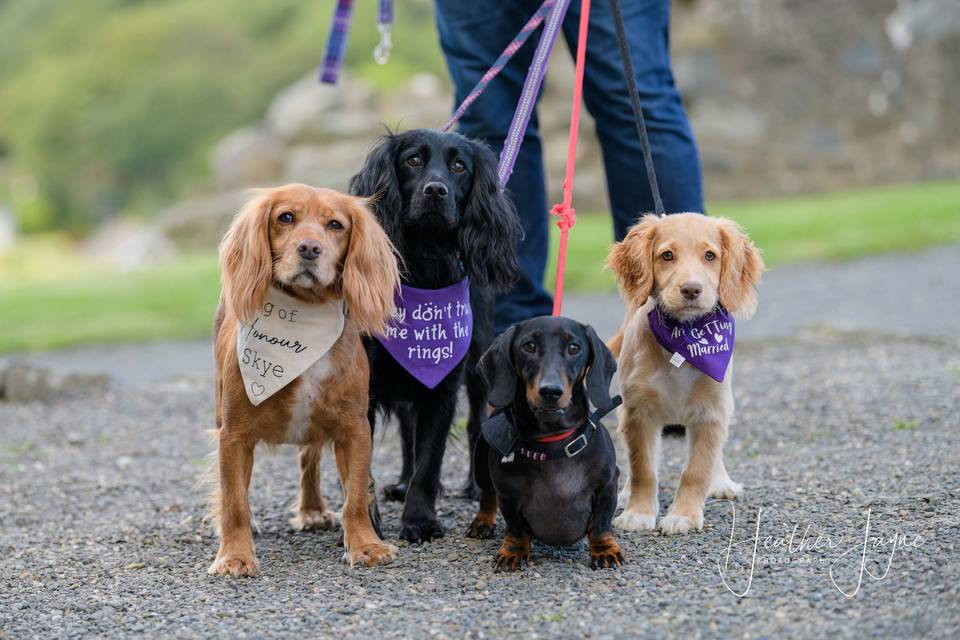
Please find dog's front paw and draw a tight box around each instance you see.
[614,510,657,532]
[492,534,530,573]
[400,518,445,544]
[290,509,341,531]
[382,482,408,502]
[708,477,744,500]
[492,547,529,573]
[465,517,496,539]
[658,512,704,535]
[589,535,625,570]
[207,553,260,578]
[343,541,397,567]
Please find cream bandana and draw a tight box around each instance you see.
[236,287,345,405]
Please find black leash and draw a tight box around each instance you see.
[608,0,665,216]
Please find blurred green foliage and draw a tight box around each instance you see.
[0,0,443,232]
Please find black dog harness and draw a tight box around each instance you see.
[481,396,622,462]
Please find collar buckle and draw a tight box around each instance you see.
[563,433,589,458]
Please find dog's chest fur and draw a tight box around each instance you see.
[283,353,334,444]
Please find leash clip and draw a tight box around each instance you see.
[564,433,589,458]
[374,24,392,65]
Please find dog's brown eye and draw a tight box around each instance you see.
[661,251,673,261]
[406,155,423,168]
[327,220,344,230]
[567,343,581,355]
[278,212,294,224]
[705,251,716,261]
[522,341,537,354]
[451,158,466,174]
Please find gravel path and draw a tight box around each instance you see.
[2,247,959,638]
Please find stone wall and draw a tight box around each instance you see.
[158,0,960,249]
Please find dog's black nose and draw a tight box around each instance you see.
[297,240,322,261]
[681,281,702,301]
[423,181,449,199]
[538,384,564,401]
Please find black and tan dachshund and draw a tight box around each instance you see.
[467,316,625,571]
[349,129,522,543]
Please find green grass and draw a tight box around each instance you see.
[1,180,958,354]
[546,179,960,292]
[0,239,219,352]
[893,419,919,431]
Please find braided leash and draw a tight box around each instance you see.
[441,0,559,134]
[550,0,590,316]
[495,0,571,188]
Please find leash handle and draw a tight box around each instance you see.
[551,0,591,316]
[442,0,557,133]
[608,0,665,216]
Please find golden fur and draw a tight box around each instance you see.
[208,184,400,577]
[606,213,763,534]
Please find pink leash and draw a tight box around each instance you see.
[551,0,591,316]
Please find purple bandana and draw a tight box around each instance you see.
[376,279,473,389]
[648,307,735,383]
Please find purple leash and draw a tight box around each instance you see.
[441,0,558,133]
[320,0,394,85]
[442,0,571,188]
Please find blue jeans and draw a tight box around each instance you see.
[436,0,704,332]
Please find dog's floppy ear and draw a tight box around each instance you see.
[716,217,764,318]
[219,190,273,323]
[349,134,404,252]
[341,195,401,336]
[478,325,518,408]
[459,140,522,291]
[607,215,658,309]
[584,324,617,412]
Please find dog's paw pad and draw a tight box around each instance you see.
[465,518,496,540]
[207,554,260,578]
[290,510,341,531]
[343,542,397,567]
[658,513,703,535]
[400,519,445,544]
[382,483,408,502]
[708,479,744,500]
[613,510,657,532]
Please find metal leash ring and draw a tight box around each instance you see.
[374,24,392,65]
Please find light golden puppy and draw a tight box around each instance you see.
[606,213,763,535]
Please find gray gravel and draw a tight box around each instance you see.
[2,248,959,638]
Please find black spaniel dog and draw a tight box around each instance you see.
[349,129,522,543]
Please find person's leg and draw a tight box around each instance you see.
[563,0,705,241]
[436,0,553,332]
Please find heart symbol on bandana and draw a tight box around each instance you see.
[698,338,709,345]
[251,382,265,397]
[714,333,724,343]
